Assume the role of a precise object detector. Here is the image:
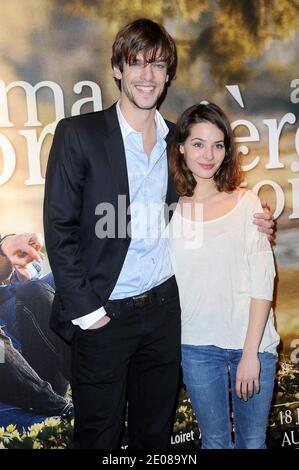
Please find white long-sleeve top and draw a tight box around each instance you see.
[167,190,280,356]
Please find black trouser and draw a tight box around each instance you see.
[71,276,181,449]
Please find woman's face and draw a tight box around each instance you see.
[179,121,226,182]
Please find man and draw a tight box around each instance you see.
[43,18,274,449]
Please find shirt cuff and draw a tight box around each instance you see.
[72,306,107,329]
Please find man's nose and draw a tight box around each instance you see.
[140,63,154,80]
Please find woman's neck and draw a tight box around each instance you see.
[191,179,219,203]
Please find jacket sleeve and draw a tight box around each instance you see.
[43,118,102,321]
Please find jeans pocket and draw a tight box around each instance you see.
[104,303,121,320]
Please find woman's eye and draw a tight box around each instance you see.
[194,142,203,148]
[215,143,224,149]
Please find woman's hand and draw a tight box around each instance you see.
[235,352,260,400]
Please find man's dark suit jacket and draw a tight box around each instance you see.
[43,103,178,342]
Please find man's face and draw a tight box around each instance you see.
[113,51,169,111]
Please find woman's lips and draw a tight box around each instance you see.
[199,163,215,170]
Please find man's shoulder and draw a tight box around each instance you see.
[56,103,118,134]
[163,118,175,143]
[164,118,175,128]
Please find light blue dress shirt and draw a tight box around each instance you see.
[72,102,174,328]
[110,102,174,298]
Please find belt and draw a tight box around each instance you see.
[131,293,151,308]
[105,276,177,311]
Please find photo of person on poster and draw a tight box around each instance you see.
[0,233,73,430]
[43,18,274,449]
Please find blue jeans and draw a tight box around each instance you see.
[0,402,51,432]
[181,345,276,449]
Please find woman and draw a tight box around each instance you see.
[168,102,280,449]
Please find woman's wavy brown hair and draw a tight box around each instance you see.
[169,102,243,196]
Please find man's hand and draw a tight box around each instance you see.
[87,315,111,330]
[253,201,275,242]
[1,233,44,270]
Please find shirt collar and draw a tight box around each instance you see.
[116,101,169,140]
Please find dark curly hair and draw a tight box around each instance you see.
[169,102,243,196]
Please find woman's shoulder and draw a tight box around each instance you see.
[233,188,261,206]
[242,189,262,207]
[236,190,265,231]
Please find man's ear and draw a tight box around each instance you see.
[113,66,122,80]
[166,74,169,83]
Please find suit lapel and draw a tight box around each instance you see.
[165,125,179,207]
[103,104,130,202]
